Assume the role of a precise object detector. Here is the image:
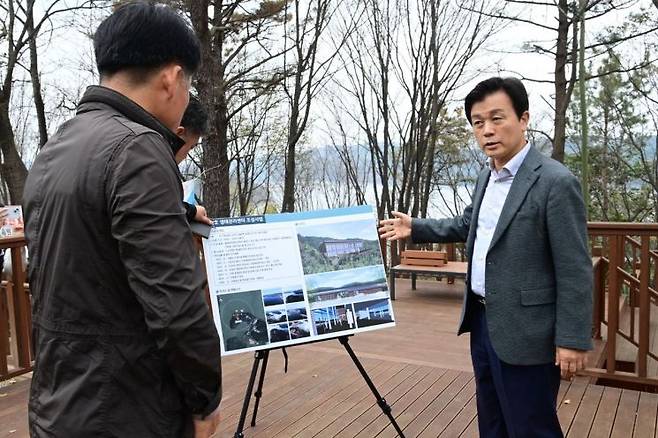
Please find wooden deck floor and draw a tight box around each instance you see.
[2,279,658,437]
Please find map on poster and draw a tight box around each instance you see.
[202,205,396,355]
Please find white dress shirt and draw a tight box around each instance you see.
[471,143,531,297]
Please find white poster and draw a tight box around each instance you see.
[202,205,396,355]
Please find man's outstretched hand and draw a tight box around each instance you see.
[378,211,412,241]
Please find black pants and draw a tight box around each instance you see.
[469,300,563,438]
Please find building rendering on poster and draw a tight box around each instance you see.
[202,205,396,355]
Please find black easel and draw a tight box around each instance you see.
[233,335,406,438]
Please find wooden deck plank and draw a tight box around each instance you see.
[417,379,476,438]
[610,389,640,438]
[376,368,455,438]
[255,359,390,437]
[399,372,472,437]
[217,351,363,436]
[353,366,438,437]
[459,417,479,437]
[288,360,405,437]
[0,376,30,437]
[242,354,360,437]
[320,364,429,437]
[312,363,417,438]
[634,392,658,438]
[565,383,604,437]
[271,361,391,437]
[437,391,477,437]
[558,381,588,434]
[289,360,407,437]
[215,354,328,423]
[558,379,572,404]
[589,387,622,438]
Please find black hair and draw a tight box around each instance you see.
[94,1,201,78]
[464,77,529,125]
[181,95,208,136]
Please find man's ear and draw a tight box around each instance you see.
[160,64,184,100]
[175,126,186,137]
[520,111,530,131]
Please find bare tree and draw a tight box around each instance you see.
[185,0,288,217]
[333,0,400,220]
[474,0,658,162]
[25,4,46,148]
[0,0,98,203]
[280,0,355,212]
[395,0,499,218]
[333,0,499,220]
[323,106,369,206]
[230,91,281,215]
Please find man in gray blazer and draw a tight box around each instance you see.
[379,77,592,437]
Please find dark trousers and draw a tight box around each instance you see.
[469,299,563,438]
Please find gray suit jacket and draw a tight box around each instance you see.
[412,146,593,365]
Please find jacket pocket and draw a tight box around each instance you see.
[520,287,556,306]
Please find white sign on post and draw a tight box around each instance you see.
[202,205,396,355]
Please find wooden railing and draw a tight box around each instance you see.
[6,221,658,387]
[584,222,658,389]
[1,235,210,382]
[0,234,31,380]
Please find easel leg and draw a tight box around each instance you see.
[338,336,406,438]
[234,350,265,438]
[250,349,270,426]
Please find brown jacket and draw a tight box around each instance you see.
[24,86,221,437]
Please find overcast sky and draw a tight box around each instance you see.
[26,1,657,152]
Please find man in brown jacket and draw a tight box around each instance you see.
[23,3,221,437]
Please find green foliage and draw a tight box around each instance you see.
[566,46,658,222]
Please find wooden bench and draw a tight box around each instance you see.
[389,250,468,300]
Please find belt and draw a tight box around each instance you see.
[472,295,486,306]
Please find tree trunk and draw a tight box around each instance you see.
[578,0,589,218]
[602,105,609,220]
[420,0,441,218]
[28,7,47,148]
[281,71,303,212]
[551,0,569,163]
[654,134,658,221]
[0,100,28,204]
[188,0,231,217]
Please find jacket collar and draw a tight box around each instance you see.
[487,145,543,251]
[486,141,531,179]
[77,85,185,155]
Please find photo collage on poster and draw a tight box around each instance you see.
[297,220,394,337]
[262,286,312,343]
[203,206,396,355]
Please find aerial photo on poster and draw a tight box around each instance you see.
[218,290,269,352]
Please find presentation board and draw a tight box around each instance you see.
[202,205,396,355]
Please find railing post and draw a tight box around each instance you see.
[592,259,602,339]
[638,235,651,377]
[0,285,8,376]
[10,247,30,368]
[607,234,621,374]
[599,259,607,338]
[654,239,658,300]
[446,243,456,262]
